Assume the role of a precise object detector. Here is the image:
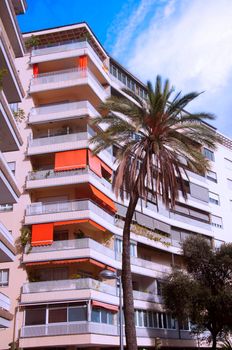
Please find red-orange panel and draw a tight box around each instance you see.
[31,223,54,246]
[54,149,87,171]
[88,150,102,177]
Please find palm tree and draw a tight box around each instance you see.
[90,76,218,350]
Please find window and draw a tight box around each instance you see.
[209,192,220,205]
[203,148,215,161]
[49,308,67,323]
[91,308,114,324]
[206,170,217,183]
[157,280,163,296]
[0,204,13,212]
[115,237,137,257]
[68,306,87,322]
[25,307,46,325]
[7,162,16,176]
[211,215,223,228]
[0,269,9,286]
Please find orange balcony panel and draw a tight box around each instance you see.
[31,223,54,246]
[88,150,102,177]
[90,185,116,213]
[54,149,87,171]
[92,300,118,312]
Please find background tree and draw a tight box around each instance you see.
[163,236,232,350]
[91,76,218,350]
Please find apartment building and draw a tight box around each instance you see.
[0,0,26,338]
[0,11,231,350]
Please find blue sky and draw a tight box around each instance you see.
[18,0,232,136]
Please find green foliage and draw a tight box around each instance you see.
[20,227,31,247]
[25,35,40,49]
[163,236,232,349]
[13,108,25,123]
[0,68,8,89]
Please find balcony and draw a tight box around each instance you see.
[29,68,109,103]
[0,221,15,262]
[28,100,99,125]
[0,28,24,102]
[24,199,117,234]
[0,90,23,151]
[0,292,12,328]
[21,277,161,307]
[27,128,113,166]
[0,0,24,58]
[20,321,191,347]
[30,40,109,83]
[26,167,112,194]
[27,131,88,155]
[0,151,20,204]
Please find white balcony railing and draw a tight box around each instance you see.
[28,131,87,148]
[25,199,115,223]
[31,40,104,69]
[27,167,112,190]
[22,277,159,304]
[21,321,118,338]
[29,100,99,120]
[25,238,116,260]
[30,68,107,97]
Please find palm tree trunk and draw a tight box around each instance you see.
[122,190,139,350]
[211,333,217,350]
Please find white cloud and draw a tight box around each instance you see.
[110,0,232,136]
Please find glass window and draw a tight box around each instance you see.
[68,306,87,322]
[211,215,223,228]
[115,238,122,254]
[130,242,137,257]
[92,309,100,323]
[0,269,9,286]
[7,162,16,175]
[158,313,163,328]
[206,170,217,183]
[203,148,215,161]
[49,308,67,323]
[163,313,167,328]
[167,314,176,329]
[25,308,46,325]
[209,192,220,205]
[0,204,13,212]
[157,280,163,296]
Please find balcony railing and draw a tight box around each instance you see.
[31,40,104,68]
[28,131,87,147]
[29,100,99,120]
[25,238,116,260]
[22,277,158,304]
[22,278,116,295]
[27,167,112,190]
[30,68,107,97]
[21,321,118,338]
[25,199,115,223]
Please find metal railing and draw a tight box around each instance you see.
[21,321,118,338]
[25,238,116,260]
[25,199,115,223]
[31,40,104,68]
[30,68,106,96]
[28,131,87,147]
[29,100,99,117]
[27,167,112,190]
[22,277,116,295]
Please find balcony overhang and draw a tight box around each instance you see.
[0,0,25,57]
[23,22,108,62]
[12,0,27,14]
[0,30,24,102]
[0,90,23,151]
[0,152,20,204]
